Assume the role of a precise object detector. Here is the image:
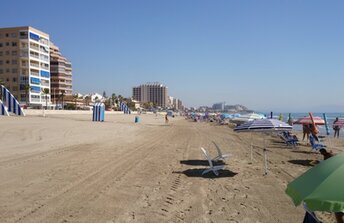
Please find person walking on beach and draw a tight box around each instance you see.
[302,124,311,141]
[333,117,340,138]
[165,114,169,124]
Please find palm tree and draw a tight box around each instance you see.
[60,90,65,109]
[42,88,49,109]
[23,84,31,107]
[111,93,116,106]
[84,96,91,106]
[73,94,78,109]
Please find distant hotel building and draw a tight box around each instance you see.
[0,26,51,107]
[132,82,168,108]
[212,102,225,111]
[50,42,72,104]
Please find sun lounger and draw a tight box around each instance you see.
[309,135,326,151]
[213,143,231,161]
[200,147,224,176]
[278,131,299,147]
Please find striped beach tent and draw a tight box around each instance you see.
[0,85,25,116]
[92,103,105,122]
[119,102,131,114]
[0,99,9,116]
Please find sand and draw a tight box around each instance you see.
[0,113,343,223]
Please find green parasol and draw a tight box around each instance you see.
[286,152,344,212]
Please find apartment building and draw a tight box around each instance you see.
[0,26,51,107]
[50,42,72,104]
[132,83,168,108]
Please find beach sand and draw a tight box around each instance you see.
[1,113,343,223]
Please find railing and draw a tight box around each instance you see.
[30,72,39,77]
[30,63,39,68]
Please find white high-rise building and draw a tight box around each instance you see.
[0,26,51,108]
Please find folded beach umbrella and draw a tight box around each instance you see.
[233,119,292,132]
[294,116,325,125]
[286,152,344,212]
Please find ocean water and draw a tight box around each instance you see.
[271,112,344,137]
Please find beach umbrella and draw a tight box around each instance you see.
[294,116,325,125]
[234,119,292,132]
[333,119,344,127]
[323,113,330,135]
[279,113,283,121]
[234,119,292,174]
[287,113,293,126]
[286,152,344,212]
[232,113,266,123]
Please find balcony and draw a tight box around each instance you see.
[29,43,39,51]
[30,62,39,68]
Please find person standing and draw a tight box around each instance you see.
[333,117,340,138]
[165,114,169,124]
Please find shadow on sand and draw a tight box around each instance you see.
[291,150,315,155]
[180,160,225,166]
[173,169,237,178]
[288,159,315,167]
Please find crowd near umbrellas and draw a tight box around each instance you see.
[234,119,292,174]
[286,152,344,212]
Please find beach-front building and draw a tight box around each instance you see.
[132,82,168,108]
[50,42,72,105]
[0,26,51,108]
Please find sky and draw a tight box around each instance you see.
[1,0,344,112]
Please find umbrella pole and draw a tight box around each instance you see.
[263,138,268,176]
[250,132,253,163]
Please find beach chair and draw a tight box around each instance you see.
[303,203,321,223]
[213,143,231,161]
[309,135,326,151]
[200,147,225,176]
[279,131,299,147]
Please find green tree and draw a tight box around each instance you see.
[23,84,31,107]
[41,88,50,109]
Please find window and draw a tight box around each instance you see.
[5,33,9,37]
[19,31,28,39]
[6,69,10,73]
[12,69,18,74]
[11,33,17,38]
[0,43,2,47]
[12,59,17,64]
[6,60,9,64]
[0,60,2,65]
[0,51,2,56]
[6,42,9,46]
[12,42,17,47]
[0,33,2,38]
[5,51,9,55]
[31,86,41,93]
[11,51,17,56]
[0,69,3,74]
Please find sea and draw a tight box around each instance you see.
[269,112,344,137]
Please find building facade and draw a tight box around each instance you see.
[50,42,72,104]
[132,83,168,108]
[0,26,50,107]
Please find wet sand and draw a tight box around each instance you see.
[0,114,343,222]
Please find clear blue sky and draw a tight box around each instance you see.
[1,0,344,112]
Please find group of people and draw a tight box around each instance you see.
[302,117,341,142]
